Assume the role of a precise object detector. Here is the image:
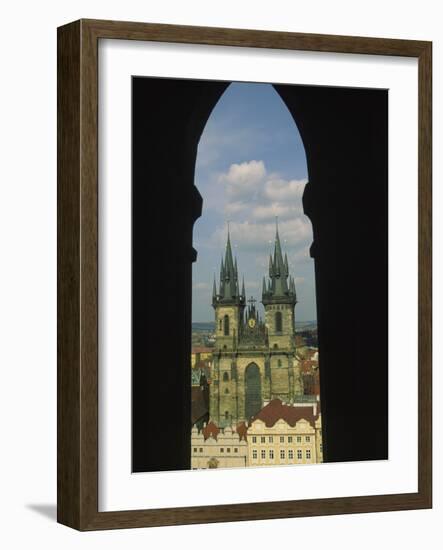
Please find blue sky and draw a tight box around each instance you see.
[192,82,317,323]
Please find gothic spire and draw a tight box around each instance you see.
[224,226,235,275]
[212,275,217,301]
[262,222,297,306]
[213,227,245,307]
[273,222,285,279]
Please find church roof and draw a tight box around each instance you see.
[191,386,209,425]
[250,399,317,428]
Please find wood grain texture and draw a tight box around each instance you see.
[57,19,432,530]
[417,42,432,506]
[57,20,81,529]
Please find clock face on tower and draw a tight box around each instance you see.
[248,318,256,328]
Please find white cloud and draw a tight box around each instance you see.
[224,200,248,216]
[264,177,306,201]
[218,160,266,200]
[205,161,314,302]
[210,158,310,241]
[211,218,312,254]
[215,160,308,228]
[252,202,299,222]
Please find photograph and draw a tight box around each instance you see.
[131,77,388,473]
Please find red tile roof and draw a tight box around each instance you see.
[202,420,220,441]
[251,399,317,428]
[300,359,319,373]
[236,421,248,441]
[201,420,249,441]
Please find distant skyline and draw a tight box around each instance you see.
[192,82,317,323]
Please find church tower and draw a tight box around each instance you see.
[261,223,301,399]
[212,230,246,350]
[210,231,246,426]
[262,223,297,346]
[209,224,303,427]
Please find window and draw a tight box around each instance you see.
[280,436,284,443]
[261,450,266,459]
[220,448,224,453]
[227,448,231,453]
[288,449,294,459]
[193,447,197,453]
[234,448,238,453]
[288,436,293,443]
[269,449,274,459]
[225,411,229,420]
[277,359,282,367]
[269,436,273,443]
[273,343,278,349]
[306,449,311,459]
[252,436,257,443]
[297,436,302,443]
[223,372,229,382]
[223,314,230,336]
[275,311,283,332]
[280,449,285,459]
[224,388,229,394]
[261,436,266,443]
[306,436,311,442]
[297,449,302,459]
[219,319,222,331]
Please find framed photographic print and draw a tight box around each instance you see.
[57,19,432,530]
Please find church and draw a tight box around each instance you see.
[210,227,304,427]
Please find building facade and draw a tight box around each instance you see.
[247,399,323,466]
[210,228,304,427]
[191,421,248,469]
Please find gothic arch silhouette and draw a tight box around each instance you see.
[132,77,388,472]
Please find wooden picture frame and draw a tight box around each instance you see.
[57,18,432,530]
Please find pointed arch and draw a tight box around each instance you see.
[223,314,230,336]
[245,363,262,420]
[275,311,283,333]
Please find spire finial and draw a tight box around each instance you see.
[212,274,217,299]
[275,216,279,237]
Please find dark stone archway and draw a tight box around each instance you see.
[132,77,388,472]
[245,363,262,420]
